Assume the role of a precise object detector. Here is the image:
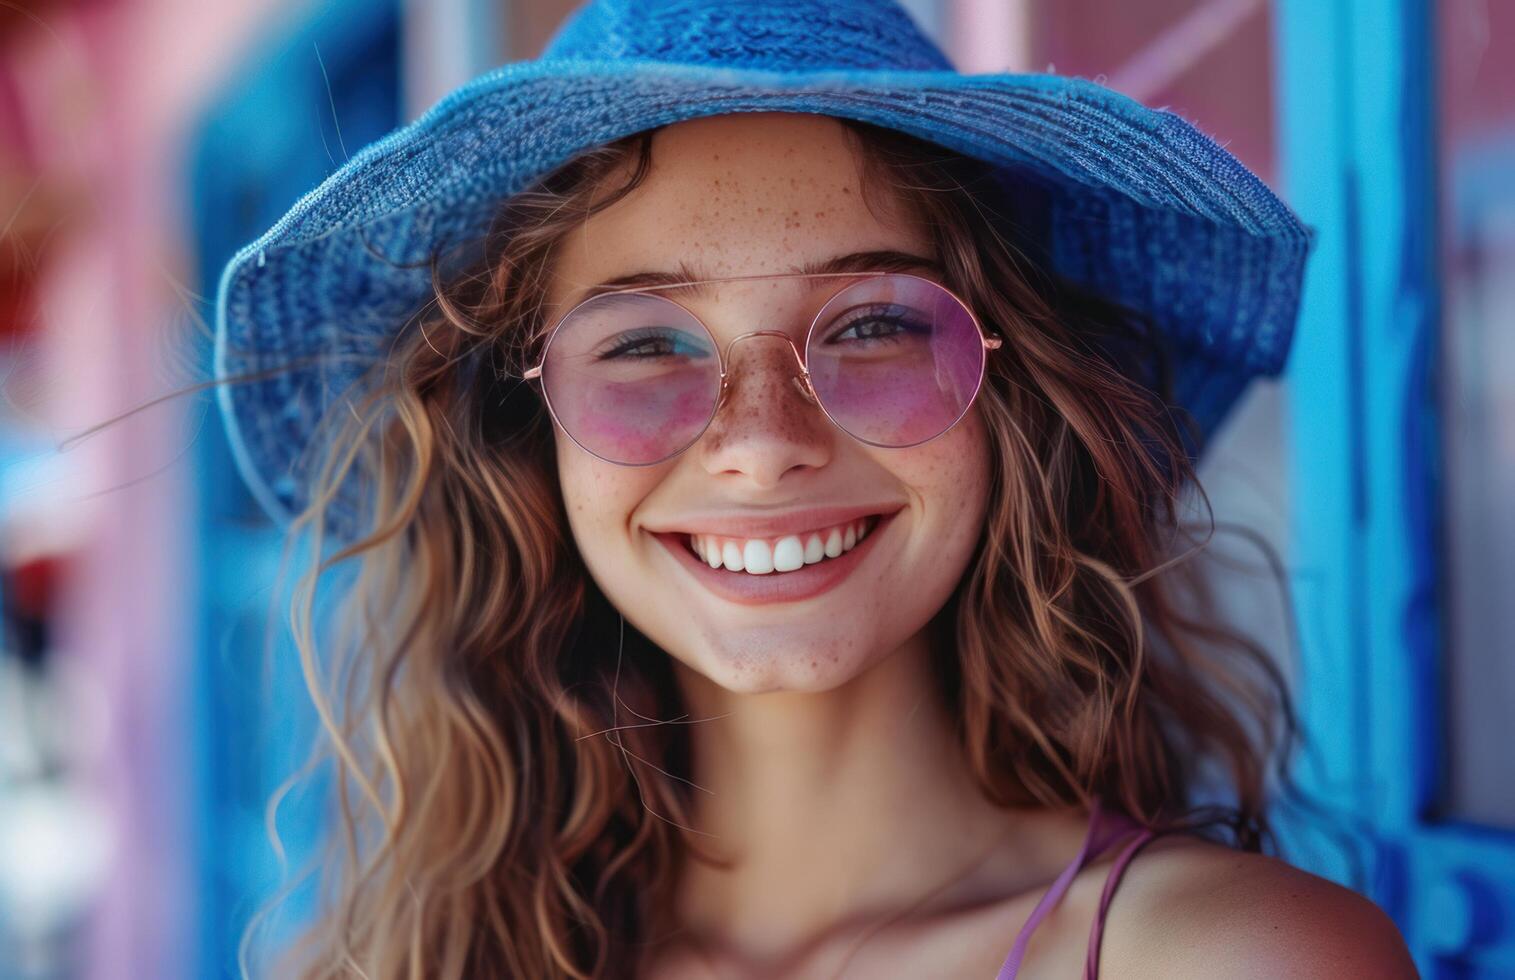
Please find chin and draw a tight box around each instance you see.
[668,626,881,696]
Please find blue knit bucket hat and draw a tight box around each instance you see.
[214,0,1312,536]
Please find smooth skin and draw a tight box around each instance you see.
[541,112,1417,979]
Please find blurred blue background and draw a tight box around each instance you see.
[0,0,1511,976]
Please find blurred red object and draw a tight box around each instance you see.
[2,550,73,668]
[10,553,63,621]
[0,1,72,42]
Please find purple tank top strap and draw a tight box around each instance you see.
[1081,821,1160,979]
[995,796,1145,980]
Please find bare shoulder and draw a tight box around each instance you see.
[1099,833,1419,980]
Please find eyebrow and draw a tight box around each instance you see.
[568,249,945,307]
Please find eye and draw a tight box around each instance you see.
[824,304,931,344]
[596,327,711,360]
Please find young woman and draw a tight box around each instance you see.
[213,2,1418,977]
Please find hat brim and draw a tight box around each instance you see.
[215,58,1311,533]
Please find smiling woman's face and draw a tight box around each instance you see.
[541,112,992,695]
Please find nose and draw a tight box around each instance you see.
[694,332,833,485]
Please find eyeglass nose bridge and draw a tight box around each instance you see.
[714,329,820,412]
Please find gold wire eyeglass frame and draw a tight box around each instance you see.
[521,271,1004,466]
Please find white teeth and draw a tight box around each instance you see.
[687,516,879,576]
[743,539,775,574]
[772,536,806,572]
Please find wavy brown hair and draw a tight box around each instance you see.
[239,117,1304,979]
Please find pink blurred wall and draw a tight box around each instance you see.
[7,1,303,976]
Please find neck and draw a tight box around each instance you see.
[664,631,1027,963]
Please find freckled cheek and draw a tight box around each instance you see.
[574,382,713,462]
[898,420,992,547]
[558,453,667,552]
[809,331,986,445]
[584,379,710,418]
[816,363,968,446]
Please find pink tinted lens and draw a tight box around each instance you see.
[540,292,720,464]
[805,276,985,447]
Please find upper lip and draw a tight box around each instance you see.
[644,504,904,540]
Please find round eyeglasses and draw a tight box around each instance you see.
[522,271,1002,466]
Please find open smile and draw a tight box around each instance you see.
[649,510,900,606]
